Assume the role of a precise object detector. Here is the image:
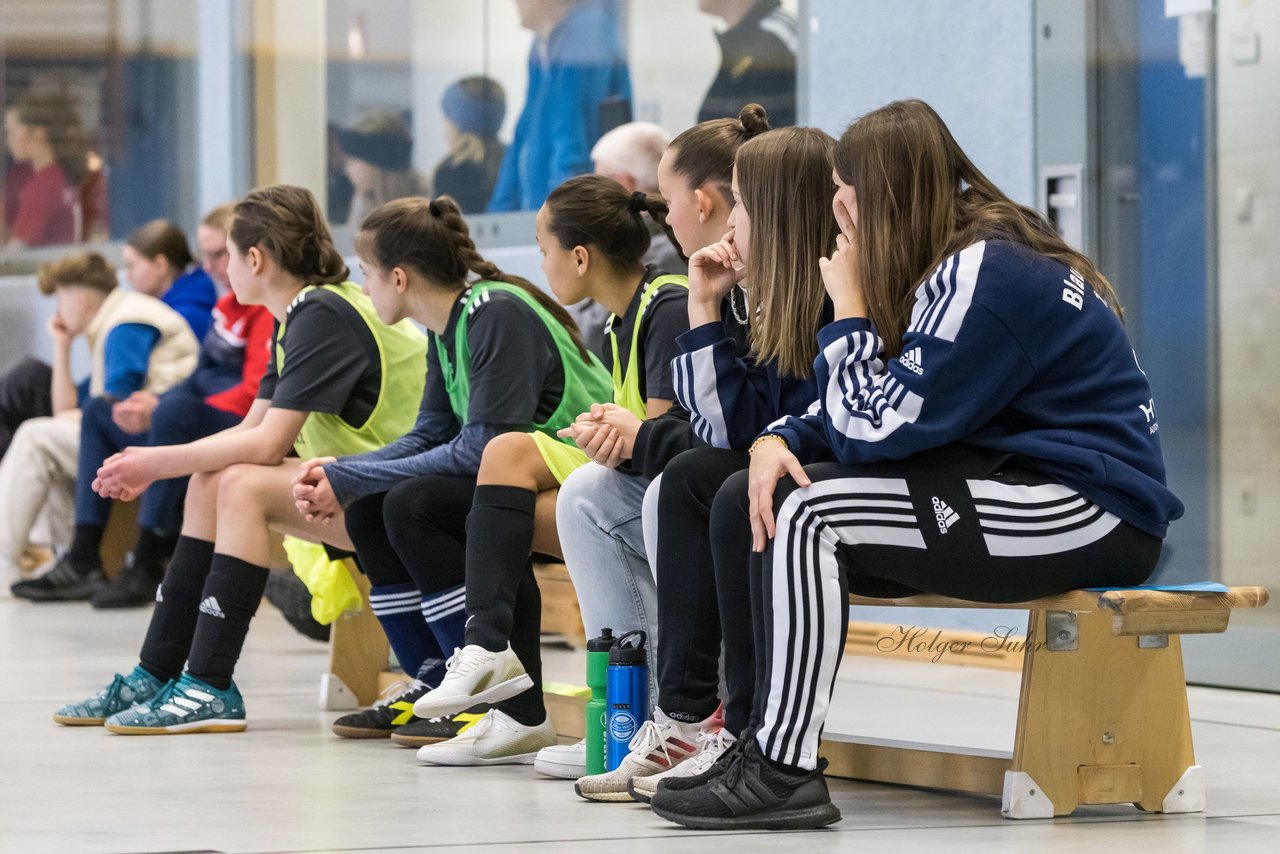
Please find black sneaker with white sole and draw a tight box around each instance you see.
[649,735,842,831]
[655,732,744,793]
[390,704,491,747]
[332,681,429,739]
[10,554,103,602]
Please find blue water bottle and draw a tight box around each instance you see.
[606,630,650,771]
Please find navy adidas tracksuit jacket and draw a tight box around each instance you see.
[667,291,829,454]
[768,239,1184,538]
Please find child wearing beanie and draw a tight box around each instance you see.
[434,76,506,213]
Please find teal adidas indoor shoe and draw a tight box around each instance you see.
[105,672,247,735]
[53,666,167,726]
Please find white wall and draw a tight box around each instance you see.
[1216,0,1280,593]
[804,0,1037,205]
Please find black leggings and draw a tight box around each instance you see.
[713,444,1161,768]
[344,475,545,725]
[653,447,750,724]
[345,477,474,595]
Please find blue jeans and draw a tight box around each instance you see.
[75,382,241,533]
[557,463,663,703]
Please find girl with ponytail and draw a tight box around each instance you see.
[54,185,427,735]
[569,111,841,800]
[404,174,691,765]
[290,193,615,750]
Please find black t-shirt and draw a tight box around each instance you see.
[603,268,689,404]
[429,287,567,426]
[256,287,382,428]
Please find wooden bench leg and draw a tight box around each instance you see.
[321,565,390,711]
[1003,608,1202,818]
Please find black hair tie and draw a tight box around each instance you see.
[629,191,648,214]
[428,199,442,217]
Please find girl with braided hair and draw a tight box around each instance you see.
[404,174,690,766]
[292,193,614,753]
[52,185,427,734]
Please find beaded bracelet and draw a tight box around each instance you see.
[748,433,789,456]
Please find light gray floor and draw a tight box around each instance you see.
[2,598,1278,854]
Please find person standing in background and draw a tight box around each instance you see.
[434,77,507,214]
[2,91,86,247]
[697,0,797,128]
[488,0,632,212]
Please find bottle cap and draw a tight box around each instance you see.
[608,629,647,665]
[587,627,615,652]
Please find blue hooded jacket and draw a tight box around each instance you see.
[487,0,631,211]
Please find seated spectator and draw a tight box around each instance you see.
[2,91,86,247]
[326,122,355,225]
[122,220,218,340]
[75,204,275,609]
[434,76,507,214]
[488,0,632,211]
[340,111,429,229]
[3,253,198,598]
[592,121,686,275]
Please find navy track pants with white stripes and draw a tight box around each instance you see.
[733,444,1162,771]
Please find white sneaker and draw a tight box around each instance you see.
[573,708,702,802]
[415,709,557,766]
[629,726,736,802]
[412,644,533,718]
[534,739,586,779]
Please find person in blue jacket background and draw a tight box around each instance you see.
[488,0,632,212]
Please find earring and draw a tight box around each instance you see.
[698,211,706,223]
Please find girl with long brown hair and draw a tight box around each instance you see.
[571,115,840,802]
[52,185,427,735]
[290,193,613,757]
[652,99,1184,831]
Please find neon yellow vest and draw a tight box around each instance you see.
[435,281,612,442]
[275,281,427,459]
[607,274,688,418]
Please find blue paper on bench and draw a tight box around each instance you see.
[1084,581,1230,593]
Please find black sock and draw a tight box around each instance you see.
[68,524,104,572]
[185,555,270,690]
[138,536,215,682]
[463,485,536,653]
[134,527,179,571]
[494,564,546,727]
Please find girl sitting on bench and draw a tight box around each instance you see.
[295,193,611,747]
[405,175,690,766]
[650,98,1185,831]
[52,185,426,734]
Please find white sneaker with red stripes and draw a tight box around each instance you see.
[629,725,737,802]
[573,708,703,802]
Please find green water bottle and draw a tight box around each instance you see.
[585,627,614,775]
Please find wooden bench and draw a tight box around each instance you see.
[822,586,1270,819]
